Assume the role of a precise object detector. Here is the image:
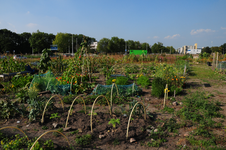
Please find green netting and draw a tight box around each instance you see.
[217,61,226,70]
[29,71,71,95]
[90,83,142,96]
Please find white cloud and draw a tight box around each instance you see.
[27,23,37,28]
[221,27,226,30]
[190,29,215,35]
[164,34,180,39]
[27,11,30,14]
[153,36,159,39]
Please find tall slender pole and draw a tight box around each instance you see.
[76,38,77,53]
[72,34,73,55]
[216,52,218,68]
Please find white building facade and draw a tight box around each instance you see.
[90,42,98,49]
[177,43,201,54]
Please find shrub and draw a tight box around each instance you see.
[151,77,166,98]
[136,75,151,89]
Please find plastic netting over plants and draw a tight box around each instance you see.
[90,83,142,96]
[29,71,71,95]
[217,61,226,70]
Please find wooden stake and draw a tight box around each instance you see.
[216,52,218,69]
[174,90,176,98]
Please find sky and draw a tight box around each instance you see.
[0,0,226,49]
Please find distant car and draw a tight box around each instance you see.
[13,55,27,60]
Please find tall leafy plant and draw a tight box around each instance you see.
[38,48,52,73]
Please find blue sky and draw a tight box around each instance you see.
[0,0,226,49]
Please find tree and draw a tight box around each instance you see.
[52,32,71,53]
[211,46,222,53]
[127,40,135,50]
[29,30,53,53]
[134,41,141,49]
[166,46,176,54]
[220,43,226,54]
[151,42,162,53]
[0,29,20,54]
[97,38,110,53]
[141,43,151,53]
[19,32,32,54]
[202,46,212,54]
[108,37,125,53]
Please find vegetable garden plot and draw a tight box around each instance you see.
[90,83,142,96]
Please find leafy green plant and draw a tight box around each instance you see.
[124,65,140,73]
[27,96,55,121]
[129,99,146,117]
[42,126,48,130]
[63,94,77,104]
[151,77,166,98]
[0,99,20,119]
[162,106,174,114]
[38,48,52,73]
[50,113,61,119]
[108,118,120,128]
[187,136,216,148]
[0,133,54,150]
[11,73,33,90]
[71,130,79,135]
[136,75,151,88]
[75,134,92,147]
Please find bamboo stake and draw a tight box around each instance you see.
[110,83,119,110]
[0,126,29,141]
[163,84,168,108]
[29,130,71,150]
[126,102,146,140]
[91,95,111,132]
[65,95,86,128]
[41,95,64,123]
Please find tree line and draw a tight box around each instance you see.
[201,43,226,54]
[4,28,225,55]
[0,29,96,54]
[0,29,177,54]
[97,37,152,53]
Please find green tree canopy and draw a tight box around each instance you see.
[0,29,20,54]
[52,32,71,53]
[97,38,110,53]
[166,46,176,54]
[202,46,211,54]
[141,43,151,53]
[29,30,54,53]
[19,32,32,54]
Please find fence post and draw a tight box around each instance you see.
[212,53,215,68]
[216,52,218,70]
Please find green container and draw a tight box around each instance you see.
[129,50,147,55]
